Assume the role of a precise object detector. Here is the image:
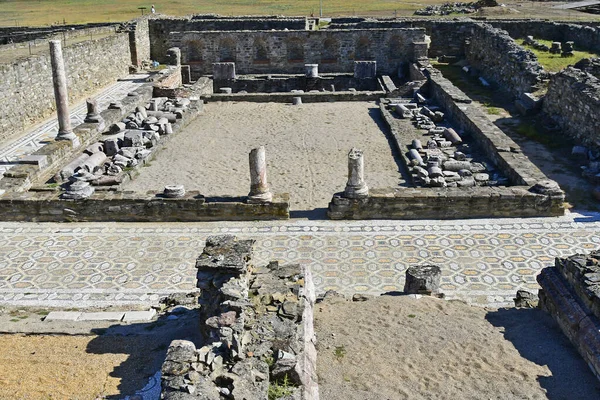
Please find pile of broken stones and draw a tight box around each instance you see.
[390,96,508,188]
[161,235,313,400]
[57,97,192,199]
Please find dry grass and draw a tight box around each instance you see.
[1,0,599,27]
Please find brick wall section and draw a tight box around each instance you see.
[0,32,131,142]
[148,16,307,62]
[543,67,600,148]
[165,28,425,76]
[464,24,544,97]
[327,19,476,58]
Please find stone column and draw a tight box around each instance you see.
[305,64,318,78]
[248,146,272,203]
[344,148,369,198]
[84,98,104,130]
[49,40,79,145]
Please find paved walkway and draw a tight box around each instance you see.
[0,73,149,175]
[0,211,599,308]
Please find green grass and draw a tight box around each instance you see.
[334,345,346,361]
[522,38,600,73]
[482,102,503,115]
[268,374,294,400]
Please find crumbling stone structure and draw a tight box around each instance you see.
[538,252,600,380]
[161,235,318,399]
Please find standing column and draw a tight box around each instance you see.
[344,148,369,198]
[248,146,273,203]
[49,40,79,145]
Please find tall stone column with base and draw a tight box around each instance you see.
[248,146,273,203]
[344,148,369,198]
[49,40,79,146]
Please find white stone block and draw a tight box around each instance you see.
[44,311,82,321]
[78,312,124,321]
[123,309,157,322]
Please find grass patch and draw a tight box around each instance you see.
[408,314,416,318]
[268,374,294,400]
[522,39,600,73]
[483,102,503,115]
[334,345,346,361]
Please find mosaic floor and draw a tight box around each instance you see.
[0,73,149,175]
[0,212,599,308]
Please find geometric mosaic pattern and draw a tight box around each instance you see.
[0,212,599,308]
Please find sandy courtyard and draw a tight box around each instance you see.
[124,101,404,210]
[315,295,600,400]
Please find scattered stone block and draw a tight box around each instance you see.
[123,309,157,322]
[78,312,124,321]
[404,265,442,295]
[45,311,82,321]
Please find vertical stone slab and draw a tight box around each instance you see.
[248,146,272,203]
[354,61,377,79]
[166,47,181,66]
[213,62,236,80]
[49,40,79,146]
[344,148,369,198]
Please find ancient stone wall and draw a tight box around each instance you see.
[0,23,118,46]
[129,17,151,66]
[165,28,425,76]
[538,252,600,381]
[327,19,476,58]
[489,20,600,52]
[543,67,600,149]
[148,16,307,61]
[0,32,131,142]
[464,24,544,97]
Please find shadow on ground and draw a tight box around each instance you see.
[86,308,202,399]
[486,307,600,399]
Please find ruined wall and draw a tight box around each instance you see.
[464,24,543,97]
[489,20,600,53]
[0,23,118,46]
[327,19,475,58]
[129,17,151,66]
[149,16,307,61]
[165,28,425,76]
[543,67,600,148]
[0,33,131,142]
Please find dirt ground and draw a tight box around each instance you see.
[0,308,201,400]
[124,101,405,211]
[315,295,600,400]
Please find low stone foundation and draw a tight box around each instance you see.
[538,252,600,381]
[0,191,289,222]
[161,235,317,399]
[328,186,564,220]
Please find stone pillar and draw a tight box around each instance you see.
[344,148,369,198]
[166,47,181,66]
[404,265,442,295]
[354,61,377,79]
[305,64,318,78]
[248,146,272,203]
[84,98,104,128]
[213,62,236,80]
[49,40,79,145]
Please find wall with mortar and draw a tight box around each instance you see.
[0,32,131,143]
[148,16,307,61]
[0,23,118,46]
[129,17,151,66]
[327,19,476,58]
[464,24,544,97]
[489,20,600,53]
[543,67,600,148]
[165,28,425,76]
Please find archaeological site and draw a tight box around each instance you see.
[3,4,600,399]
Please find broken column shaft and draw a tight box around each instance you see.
[344,148,369,198]
[49,40,78,144]
[248,146,273,203]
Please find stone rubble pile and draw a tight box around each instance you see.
[389,97,508,188]
[523,36,550,52]
[414,0,497,16]
[523,36,575,57]
[161,235,317,400]
[57,96,193,199]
